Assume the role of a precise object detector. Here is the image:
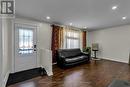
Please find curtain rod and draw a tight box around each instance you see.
[51,23,87,31]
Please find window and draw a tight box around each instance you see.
[65,31,80,49]
[19,29,34,54]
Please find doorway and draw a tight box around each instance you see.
[14,24,37,72]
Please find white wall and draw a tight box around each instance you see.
[7,19,14,73]
[87,25,130,63]
[40,49,53,76]
[37,23,53,76]
[37,23,52,50]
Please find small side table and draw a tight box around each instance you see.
[92,50,101,63]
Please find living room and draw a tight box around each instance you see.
[0,0,130,87]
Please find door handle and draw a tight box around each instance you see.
[34,45,37,51]
[34,45,37,48]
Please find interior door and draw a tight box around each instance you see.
[15,24,37,72]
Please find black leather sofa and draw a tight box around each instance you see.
[57,49,90,67]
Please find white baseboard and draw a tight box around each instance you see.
[46,70,53,76]
[2,71,10,87]
[41,66,53,76]
[100,57,128,64]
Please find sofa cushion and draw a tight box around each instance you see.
[65,55,88,63]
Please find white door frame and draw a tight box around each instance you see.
[14,23,38,72]
[11,19,40,73]
[0,19,2,87]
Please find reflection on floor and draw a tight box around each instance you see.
[8,59,130,87]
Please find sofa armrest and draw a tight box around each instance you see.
[60,56,65,59]
[82,52,91,61]
[82,52,89,56]
[57,55,66,68]
[57,55,66,62]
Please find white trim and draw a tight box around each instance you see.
[36,26,41,67]
[15,18,40,27]
[100,57,128,64]
[11,19,15,73]
[46,70,53,76]
[2,71,10,87]
[0,19,2,87]
[41,65,53,76]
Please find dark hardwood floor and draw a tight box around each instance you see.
[8,59,130,87]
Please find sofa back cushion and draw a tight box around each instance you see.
[58,49,82,58]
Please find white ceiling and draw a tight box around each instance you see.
[16,0,130,30]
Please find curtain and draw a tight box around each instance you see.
[82,31,87,48]
[51,25,63,63]
[59,28,64,48]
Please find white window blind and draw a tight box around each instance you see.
[65,30,80,49]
